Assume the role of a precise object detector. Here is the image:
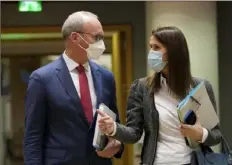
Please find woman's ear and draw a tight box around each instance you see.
[162,51,168,62]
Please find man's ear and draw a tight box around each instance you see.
[70,32,80,43]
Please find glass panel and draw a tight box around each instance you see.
[1,58,11,165]
[41,55,59,66]
[3,56,41,165]
[1,58,12,137]
[92,53,112,71]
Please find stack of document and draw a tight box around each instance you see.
[93,103,116,151]
[177,81,219,148]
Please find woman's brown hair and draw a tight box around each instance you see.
[148,26,192,99]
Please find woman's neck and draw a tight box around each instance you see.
[161,71,168,83]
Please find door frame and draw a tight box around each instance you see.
[1,24,134,165]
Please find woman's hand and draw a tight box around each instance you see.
[180,114,203,142]
[97,110,115,135]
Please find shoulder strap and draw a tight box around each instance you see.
[193,78,232,161]
[222,135,232,154]
[191,77,203,88]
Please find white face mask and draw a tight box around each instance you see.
[86,40,105,60]
[78,34,105,60]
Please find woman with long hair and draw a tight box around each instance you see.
[97,26,221,165]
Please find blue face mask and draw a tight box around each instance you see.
[148,50,167,72]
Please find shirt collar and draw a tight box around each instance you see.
[160,75,193,99]
[160,74,193,90]
[63,51,89,72]
[160,74,168,87]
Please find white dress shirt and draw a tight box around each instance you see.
[63,52,97,115]
[154,76,208,165]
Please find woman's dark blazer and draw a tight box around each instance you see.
[112,77,222,165]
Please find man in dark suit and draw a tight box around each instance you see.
[24,11,123,165]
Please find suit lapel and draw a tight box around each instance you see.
[89,60,102,108]
[56,56,89,127]
[89,60,102,129]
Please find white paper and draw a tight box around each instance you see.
[93,103,116,150]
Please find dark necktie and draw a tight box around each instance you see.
[77,65,93,124]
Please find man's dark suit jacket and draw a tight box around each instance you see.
[24,56,123,165]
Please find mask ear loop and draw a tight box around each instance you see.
[162,52,168,65]
[77,33,90,51]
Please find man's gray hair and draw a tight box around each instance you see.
[61,11,98,39]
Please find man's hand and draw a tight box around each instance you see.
[96,137,121,158]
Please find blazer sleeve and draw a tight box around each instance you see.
[108,74,124,158]
[24,72,46,165]
[112,79,144,144]
[203,80,222,146]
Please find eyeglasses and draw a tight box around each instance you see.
[76,31,104,41]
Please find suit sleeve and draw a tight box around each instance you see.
[108,74,124,158]
[203,80,222,146]
[24,72,46,165]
